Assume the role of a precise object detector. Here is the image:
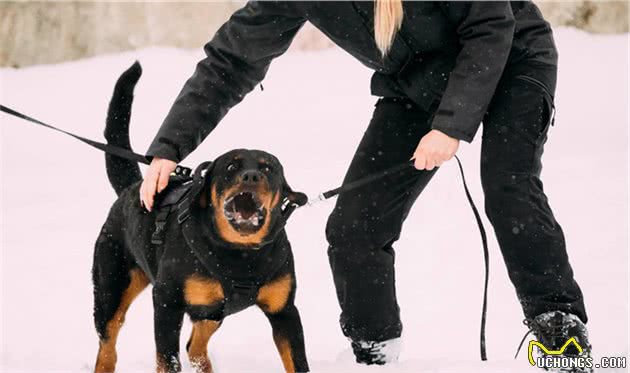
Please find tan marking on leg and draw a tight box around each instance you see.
[187,320,221,373]
[95,269,149,373]
[184,275,224,306]
[256,274,292,314]
[273,335,295,373]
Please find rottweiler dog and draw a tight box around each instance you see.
[93,62,309,373]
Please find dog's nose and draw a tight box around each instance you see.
[241,170,264,185]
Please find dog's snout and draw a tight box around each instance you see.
[241,170,264,185]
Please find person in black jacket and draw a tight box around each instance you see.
[140,1,591,368]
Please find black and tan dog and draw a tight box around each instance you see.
[92,62,309,373]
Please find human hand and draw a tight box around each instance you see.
[140,157,177,211]
[411,129,459,171]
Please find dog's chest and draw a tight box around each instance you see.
[182,273,259,318]
[182,273,292,320]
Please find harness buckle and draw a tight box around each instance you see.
[151,207,172,245]
[151,221,166,245]
[177,208,190,224]
[177,198,190,224]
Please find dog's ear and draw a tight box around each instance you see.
[282,177,307,207]
[191,161,214,209]
[198,181,210,208]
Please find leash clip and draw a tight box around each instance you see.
[307,193,326,206]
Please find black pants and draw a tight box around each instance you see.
[326,70,587,342]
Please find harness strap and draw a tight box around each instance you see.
[151,207,171,245]
[224,279,261,315]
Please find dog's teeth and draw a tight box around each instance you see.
[251,215,259,226]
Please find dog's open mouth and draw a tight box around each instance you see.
[223,191,266,233]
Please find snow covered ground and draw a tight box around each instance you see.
[1,28,628,372]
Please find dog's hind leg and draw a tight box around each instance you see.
[185,320,222,373]
[92,236,149,373]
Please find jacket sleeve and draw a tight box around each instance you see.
[431,2,515,142]
[147,1,306,162]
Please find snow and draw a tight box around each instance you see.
[1,28,628,372]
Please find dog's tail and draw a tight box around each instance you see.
[105,61,143,196]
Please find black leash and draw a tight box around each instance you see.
[0,105,152,166]
[308,161,415,204]
[1,103,489,360]
[454,155,490,361]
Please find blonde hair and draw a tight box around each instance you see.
[374,0,404,57]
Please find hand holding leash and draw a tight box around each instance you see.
[411,129,459,170]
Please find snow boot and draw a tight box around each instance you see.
[350,337,401,365]
[525,311,593,373]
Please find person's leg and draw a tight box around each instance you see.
[481,71,587,323]
[326,98,437,344]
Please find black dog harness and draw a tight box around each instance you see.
[0,104,490,360]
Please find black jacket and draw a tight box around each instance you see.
[147,1,557,162]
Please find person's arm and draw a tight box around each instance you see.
[431,1,515,143]
[141,1,305,210]
[146,1,306,162]
[413,1,515,171]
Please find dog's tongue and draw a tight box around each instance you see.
[240,210,255,219]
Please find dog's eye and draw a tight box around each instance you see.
[227,163,237,172]
[260,164,272,173]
